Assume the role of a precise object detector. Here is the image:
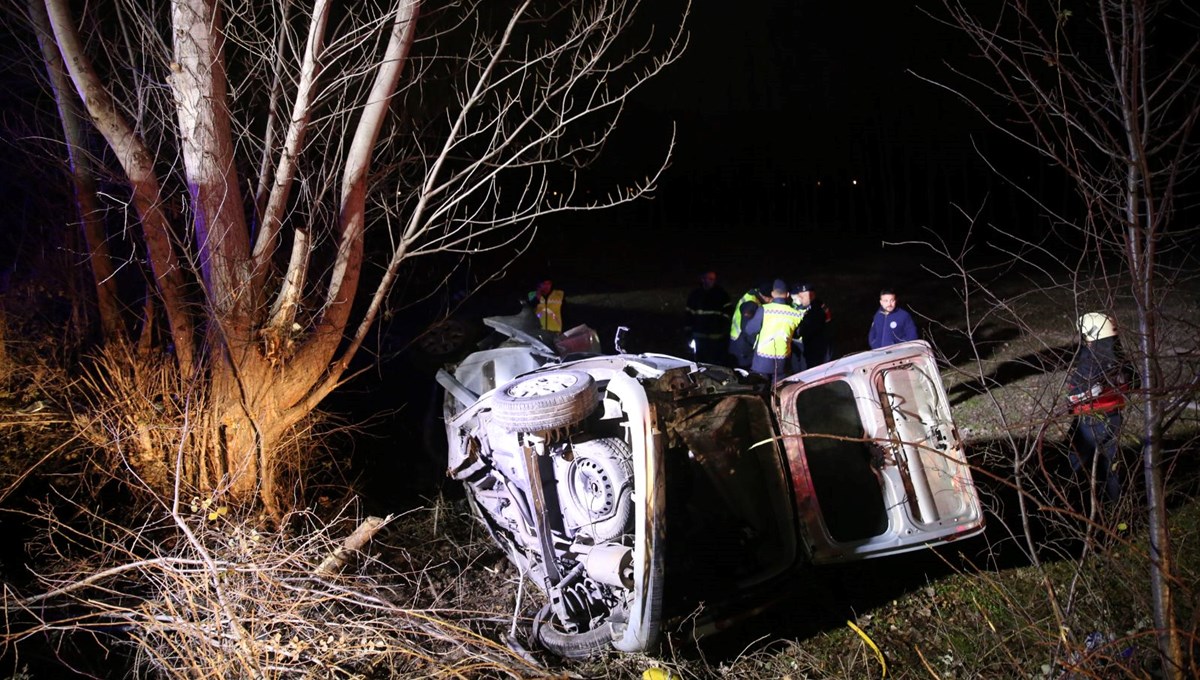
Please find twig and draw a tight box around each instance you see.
[315,515,392,576]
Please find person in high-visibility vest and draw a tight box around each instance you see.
[728,281,771,369]
[528,279,564,332]
[743,279,805,382]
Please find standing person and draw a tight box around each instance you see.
[790,282,835,370]
[744,279,806,382]
[528,279,564,332]
[728,280,771,369]
[868,288,918,349]
[685,270,733,365]
[1067,312,1131,504]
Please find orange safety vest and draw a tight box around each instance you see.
[535,289,564,332]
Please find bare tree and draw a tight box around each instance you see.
[916,1,1199,676]
[23,0,685,517]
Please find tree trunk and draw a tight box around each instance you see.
[1129,169,1183,678]
[172,0,252,324]
[202,335,321,517]
[30,0,122,343]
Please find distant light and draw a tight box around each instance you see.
[816,181,822,187]
[852,179,858,185]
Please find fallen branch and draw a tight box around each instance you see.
[315,515,392,576]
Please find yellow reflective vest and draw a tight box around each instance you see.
[754,302,805,358]
[535,289,564,332]
[729,291,761,340]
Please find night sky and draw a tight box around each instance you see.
[577,1,1006,245]
[508,0,1021,296]
[636,1,969,175]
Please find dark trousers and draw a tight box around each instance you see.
[789,343,808,374]
[1070,410,1123,503]
[729,336,754,369]
[751,355,791,383]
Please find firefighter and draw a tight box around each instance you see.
[685,271,733,364]
[744,279,806,382]
[1067,312,1131,504]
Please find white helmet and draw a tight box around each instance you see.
[1079,312,1117,341]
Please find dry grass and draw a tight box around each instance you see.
[3,495,553,679]
[0,335,552,677]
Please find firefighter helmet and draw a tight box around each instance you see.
[1079,312,1117,341]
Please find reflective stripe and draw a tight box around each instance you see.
[754,303,805,358]
[536,290,564,332]
[1069,384,1128,414]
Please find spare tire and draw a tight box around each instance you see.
[561,438,634,541]
[492,370,599,433]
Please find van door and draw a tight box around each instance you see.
[775,341,984,564]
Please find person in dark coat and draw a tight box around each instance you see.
[789,281,835,371]
[1067,312,1131,504]
[685,271,733,365]
[868,288,918,349]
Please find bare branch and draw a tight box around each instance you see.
[43,0,197,372]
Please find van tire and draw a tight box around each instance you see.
[532,604,614,659]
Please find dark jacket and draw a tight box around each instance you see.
[1067,336,1130,414]
[868,306,918,349]
[796,298,834,367]
[686,286,733,341]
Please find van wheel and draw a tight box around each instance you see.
[532,604,614,659]
[492,370,599,433]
